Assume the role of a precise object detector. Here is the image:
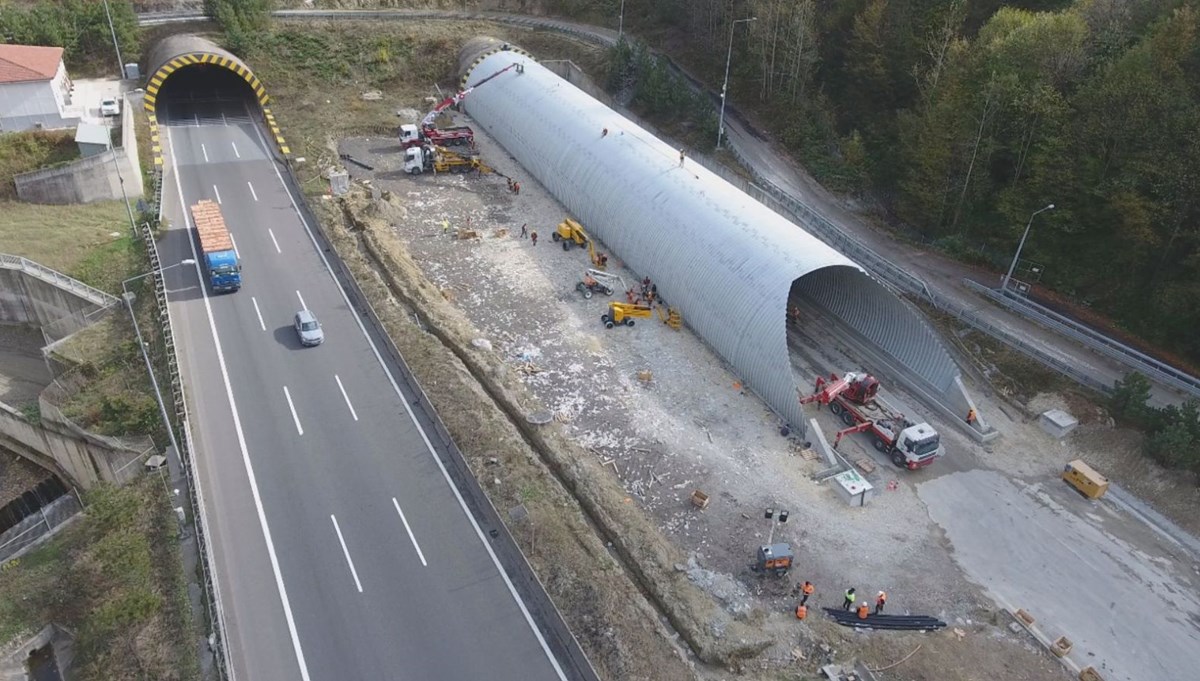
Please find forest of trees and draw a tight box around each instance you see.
[0,0,140,71]
[617,0,1200,366]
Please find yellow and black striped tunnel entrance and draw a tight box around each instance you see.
[143,35,288,158]
[144,35,268,114]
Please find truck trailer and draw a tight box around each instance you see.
[801,372,944,470]
[191,200,241,293]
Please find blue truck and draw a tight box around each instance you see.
[191,200,241,292]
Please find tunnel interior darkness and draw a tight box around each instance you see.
[154,65,259,123]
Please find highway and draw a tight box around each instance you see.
[156,95,566,681]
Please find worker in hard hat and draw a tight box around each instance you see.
[857,601,870,620]
[875,590,887,615]
[842,587,856,611]
[794,604,808,620]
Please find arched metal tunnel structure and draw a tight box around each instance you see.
[143,35,288,157]
[458,38,972,435]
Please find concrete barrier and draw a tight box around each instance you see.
[0,255,116,343]
[12,95,143,205]
[0,398,152,491]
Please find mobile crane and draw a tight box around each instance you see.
[800,372,944,470]
[399,62,523,149]
[404,144,506,176]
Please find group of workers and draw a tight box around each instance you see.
[793,582,888,620]
[626,276,658,306]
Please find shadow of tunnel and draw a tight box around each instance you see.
[154,65,260,126]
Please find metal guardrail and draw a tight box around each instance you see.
[0,253,118,308]
[964,279,1200,398]
[140,221,233,680]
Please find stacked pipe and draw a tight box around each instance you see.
[822,608,947,631]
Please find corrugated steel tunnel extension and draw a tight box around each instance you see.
[144,35,268,115]
[458,38,970,434]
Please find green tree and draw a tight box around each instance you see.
[1109,372,1153,426]
[206,0,272,56]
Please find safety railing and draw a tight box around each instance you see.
[0,253,118,308]
[138,218,233,681]
[964,279,1200,399]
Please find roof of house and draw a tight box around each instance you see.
[0,45,64,84]
[75,123,110,146]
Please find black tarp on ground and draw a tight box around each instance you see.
[823,607,948,631]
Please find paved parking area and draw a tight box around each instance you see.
[920,469,1200,681]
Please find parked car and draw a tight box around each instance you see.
[294,309,324,347]
[100,97,120,117]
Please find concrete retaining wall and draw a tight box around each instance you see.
[13,96,143,205]
[0,398,152,492]
[0,264,113,344]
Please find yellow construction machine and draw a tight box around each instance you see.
[601,301,683,329]
[404,144,503,176]
[553,217,609,268]
[601,302,654,328]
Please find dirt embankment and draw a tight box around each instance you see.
[314,189,783,678]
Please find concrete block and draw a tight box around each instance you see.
[1040,409,1078,439]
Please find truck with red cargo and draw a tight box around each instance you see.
[800,372,944,470]
[191,200,242,293]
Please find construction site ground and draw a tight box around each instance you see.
[329,117,1200,681]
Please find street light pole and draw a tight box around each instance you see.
[1001,203,1054,293]
[717,17,757,150]
[121,259,195,460]
[101,0,125,79]
[618,0,625,40]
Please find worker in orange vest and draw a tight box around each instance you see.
[966,408,977,425]
[795,603,808,620]
[857,601,870,619]
[875,590,887,615]
[800,581,814,606]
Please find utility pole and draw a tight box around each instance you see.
[1001,203,1054,293]
[107,137,139,239]
[618,0,625,40]
[717,17,757,150]
[101,0,125,79]
[121,259,195,462]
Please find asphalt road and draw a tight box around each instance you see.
[158,97,566,681]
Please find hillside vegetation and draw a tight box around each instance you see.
[618,0,1200,367]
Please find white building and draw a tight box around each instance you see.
[0,44,77,132]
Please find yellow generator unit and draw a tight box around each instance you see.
[1062,459,1108,499]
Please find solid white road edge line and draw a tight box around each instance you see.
[268,228,282,254]
[251,297,267,332]
[282,386,303,436]
[334,375,359,421]
[248,181,259,202]
[392,498,427,567]
[331,515,365,593]
[213,184,222,205]
[244,106,568,681]
[167,124,314,681]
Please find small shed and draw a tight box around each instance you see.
[831,469,875,507]
[74,123,109,157]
